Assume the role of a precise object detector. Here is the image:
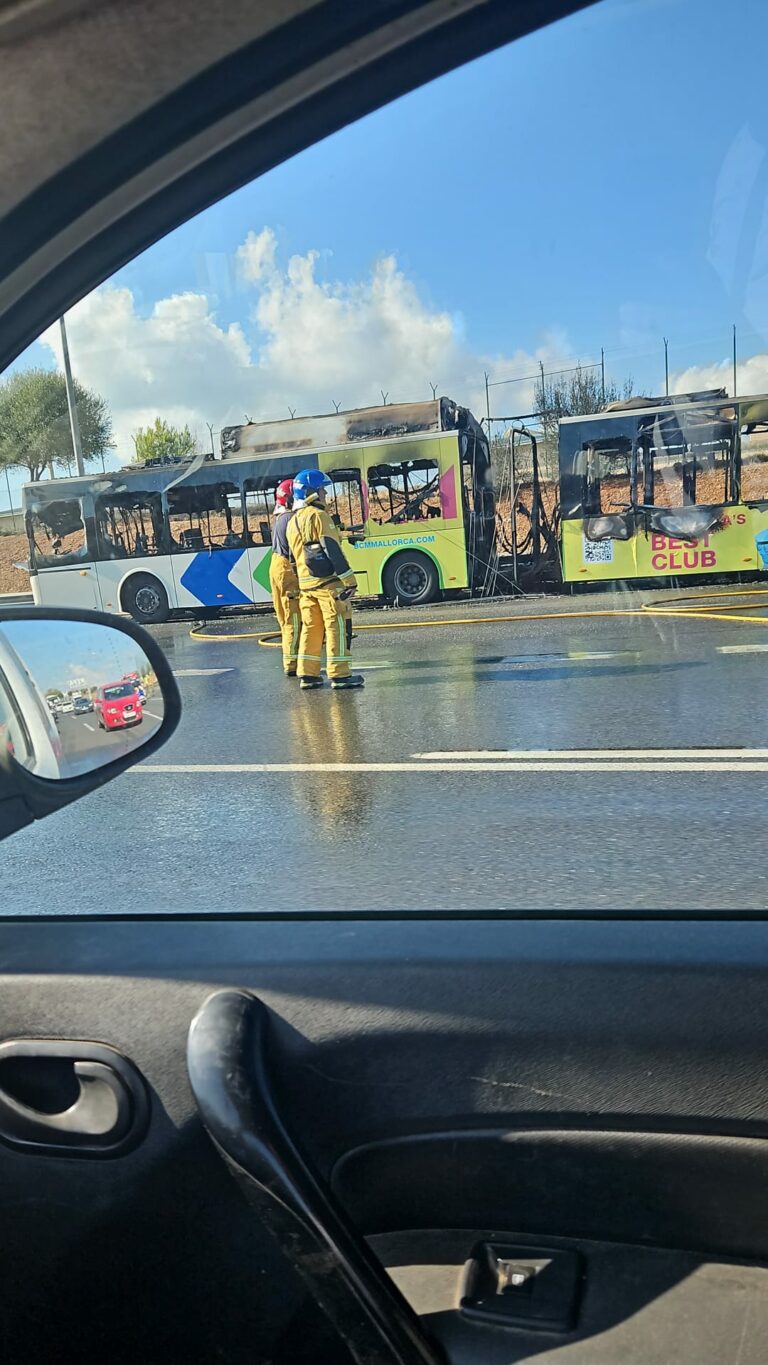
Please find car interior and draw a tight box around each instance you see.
[2,1,767,1363]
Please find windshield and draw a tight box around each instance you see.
[2,0,768,913]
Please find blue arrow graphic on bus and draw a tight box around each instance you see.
[180,550,251,606]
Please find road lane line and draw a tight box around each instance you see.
[412,748,768,760]
[134,760,768,774]
[82,722,95,732]
[174,668,233,676]
[717,643,768,653]
[142,710,162,720]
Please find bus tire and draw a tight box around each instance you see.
[121,573,170,625]
[382,551,439,606]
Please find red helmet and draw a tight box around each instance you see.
[274,479,294,509]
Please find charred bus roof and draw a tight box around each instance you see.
[220,397,484,456]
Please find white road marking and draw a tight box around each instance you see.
[563,650,630,660]
[174,668,234,676]
[134,759,768,774]
[717,643,768,653]
[142,710,162,720]
[82,722,95,732]
[412,748,768,760]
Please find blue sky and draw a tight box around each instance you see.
[9,0,768,501]
[1,620,147,693]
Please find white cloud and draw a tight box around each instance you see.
[236,226,277,283]
[40,227,574,460]
[42,288,252,458]
[671,352,768,397]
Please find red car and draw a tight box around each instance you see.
[94,681,143,730]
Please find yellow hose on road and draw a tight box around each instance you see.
[639,588,768,625]
[188,586,768,645]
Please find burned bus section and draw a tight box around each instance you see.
[555,390,768,584]
[20,391,768,624]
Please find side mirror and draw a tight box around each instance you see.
[0,607,180,843]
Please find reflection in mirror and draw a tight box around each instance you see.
[0,619,163,780]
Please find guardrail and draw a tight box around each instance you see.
[0,592,34,607]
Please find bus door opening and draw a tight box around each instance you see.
[460,430,495,587]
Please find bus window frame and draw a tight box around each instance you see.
[243,477,279,547]
[366,455,441,526]
[325,466,365,533]
[95,489,164,559]
[737,421,768,503]
[639,406,737,510]
[560,404,741,519]
[582,437,634,516]
[165,477,247,553]
[27,494,92,569]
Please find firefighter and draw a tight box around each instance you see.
[288,469,364,690]
[269,478,301,677]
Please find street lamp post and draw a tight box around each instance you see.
[59,315,85,477]
[4,466,17,531]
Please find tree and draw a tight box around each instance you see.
[132,417,196,464]
[0,368,112,481]
[534,363,634,476]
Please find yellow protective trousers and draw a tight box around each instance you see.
[269,554,301,675]
[296,582,351,680]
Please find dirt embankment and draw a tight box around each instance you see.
[0,533,31,594]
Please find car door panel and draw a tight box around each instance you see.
[369,1228,768,1365]
[0,918,767,1362]
[0,979,318,1364]
[337,1129,768,1254]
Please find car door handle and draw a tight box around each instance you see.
[0,1040,149,1157]
[0,1060,125,1140]
[188,989,443,1365]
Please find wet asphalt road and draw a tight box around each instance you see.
[55,699,165,778]
[4,587,768,913]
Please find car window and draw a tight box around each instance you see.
[2,0,767,912]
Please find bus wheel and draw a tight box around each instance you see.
[122,573,170,624]
[382,551,439,605]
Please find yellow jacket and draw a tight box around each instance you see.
[287,503,357,592]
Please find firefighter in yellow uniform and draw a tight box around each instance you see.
[287,469,365,690]
[268,479,302,677]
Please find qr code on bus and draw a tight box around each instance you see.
[582,535,614,565]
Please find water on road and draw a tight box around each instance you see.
[3,592,767,913]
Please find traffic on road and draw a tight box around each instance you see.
[0,617,165,780]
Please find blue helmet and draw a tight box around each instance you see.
[293,468,331,505]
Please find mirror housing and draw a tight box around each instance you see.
[0,607,180,843]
